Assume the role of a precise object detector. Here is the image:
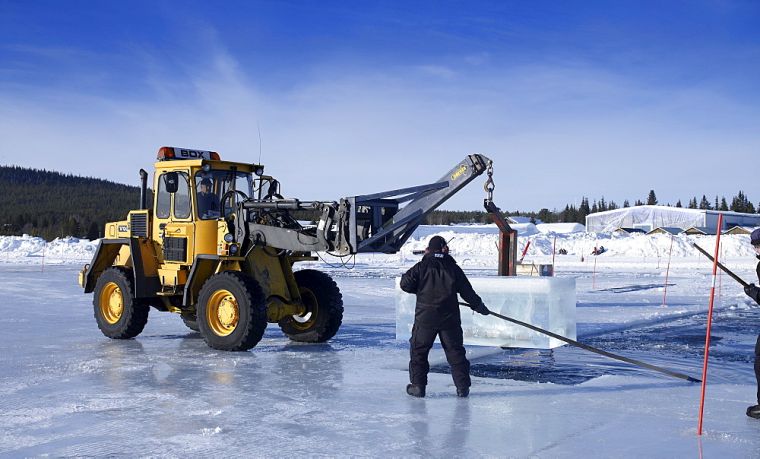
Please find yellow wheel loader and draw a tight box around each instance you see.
[79,146,491,351]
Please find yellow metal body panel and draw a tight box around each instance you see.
[157,267,188,287]
[242,247,305,321]
[194,219,219,256]
[105,220,130,239]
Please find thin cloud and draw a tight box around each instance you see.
[0,44,757,211]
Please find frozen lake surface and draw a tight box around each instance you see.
[1,260,759,457]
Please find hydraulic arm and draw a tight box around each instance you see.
[237,154,491,256]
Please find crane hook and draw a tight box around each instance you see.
[483,160,495,204]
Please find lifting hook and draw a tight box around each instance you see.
[484,160,495,204]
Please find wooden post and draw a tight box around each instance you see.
[485,200,516,276]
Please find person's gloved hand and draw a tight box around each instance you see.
[745,283,760,304]
[471,302,490,315]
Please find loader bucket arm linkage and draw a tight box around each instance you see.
[237,154,492,256]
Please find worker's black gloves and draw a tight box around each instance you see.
[745,283,760,304]
[471,302,490,315]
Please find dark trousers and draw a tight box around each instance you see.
[755,335,760,404]
[409,323,471,389]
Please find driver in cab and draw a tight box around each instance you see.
[197,178,219,218]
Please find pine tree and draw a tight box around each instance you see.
[675,200,682,208]
[578,198,591,223]
[598,196,607,212]
[720,197,729,211]
[646,190,657,205]
[699,195,711,210]
[623,200,630,208]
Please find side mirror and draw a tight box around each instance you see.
[164,172,179,193]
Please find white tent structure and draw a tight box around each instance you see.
[585,205,760,233]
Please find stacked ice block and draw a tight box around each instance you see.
[396,277,576,349]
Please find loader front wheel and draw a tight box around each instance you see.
[93,267,149,339]
[197,271,267,351]
[279,269,343,343]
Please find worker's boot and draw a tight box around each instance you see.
[456,387,469,398]
[747,405,760,419]
[406,384,425,398]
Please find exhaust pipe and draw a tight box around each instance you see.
[139,169,148,210]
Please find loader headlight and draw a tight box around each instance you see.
[254,166,264,176]
[229,244,239,254]
[224,233,234,243]
[202,164,212,172]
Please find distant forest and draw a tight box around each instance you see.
[0,165,145,240]
[0,166,757,240]
[426,189,759,225]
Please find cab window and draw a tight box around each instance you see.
[156,173,171,218]
[195,170,253,220]
[174,172,191,219]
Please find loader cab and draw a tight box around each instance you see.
[149,147,259,290]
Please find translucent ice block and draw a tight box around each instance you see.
[395,277,576,349]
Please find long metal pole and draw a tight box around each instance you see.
[692,243,748,288]
[459,303,700,383]
[698,214,723,435]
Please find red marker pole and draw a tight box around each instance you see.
[519,240,531,263]
[662,233,674,306]
[697,214,723,436]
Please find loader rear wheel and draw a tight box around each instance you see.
[93,267,149,339]
[197,271,267,351]
[279,269,343,343]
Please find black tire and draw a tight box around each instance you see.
[197,271,267,351]
[279,269,343,343]
[93,267,149,339]
[181,314,200,332]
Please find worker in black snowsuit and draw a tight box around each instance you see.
[744,228,760,419]
[400,235,489,398]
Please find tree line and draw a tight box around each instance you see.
[0,166,756,239]
[0,165,144,240]
[423,189,759,225]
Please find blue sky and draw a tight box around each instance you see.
[1,1,758,211]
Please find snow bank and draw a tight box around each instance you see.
[0,227,755,267]
[536,222,585,234]
[0,235,97,264]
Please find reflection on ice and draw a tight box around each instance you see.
[396,277,576,348]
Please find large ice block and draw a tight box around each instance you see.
[395,277,576,349]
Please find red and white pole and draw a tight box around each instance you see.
[662,233,674,306]
[697,213,723,435]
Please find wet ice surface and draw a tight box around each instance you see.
[1,264,759,457]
